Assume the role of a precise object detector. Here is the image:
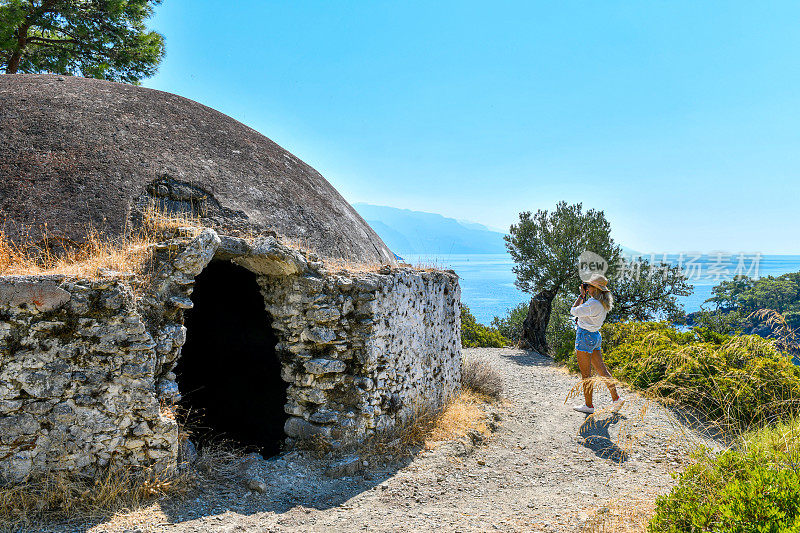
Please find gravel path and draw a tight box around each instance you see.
[69,348,713,533]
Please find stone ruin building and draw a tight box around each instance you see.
[0,74,461,483]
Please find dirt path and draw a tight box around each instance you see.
[62,348,712,533]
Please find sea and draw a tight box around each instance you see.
[400,253,800,325]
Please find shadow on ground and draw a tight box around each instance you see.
[37,451,415,533]
[499,349,553,368]
[160,453,412,525]
[579,413,629,463]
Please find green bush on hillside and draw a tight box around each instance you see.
[461,305,508,348]
[491,302,528,344]
[546,294,577,366]
[489,296,578,361]
[650,420,800,532]
[699,272,800,335]
[601,321,800,433]
[597,319,800,531]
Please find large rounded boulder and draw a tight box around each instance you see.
[0,74,395,264]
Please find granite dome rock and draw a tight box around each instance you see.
[0,74,395,264]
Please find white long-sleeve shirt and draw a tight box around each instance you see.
[569,297,607,332]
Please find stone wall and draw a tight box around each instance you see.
[0,276,179,482]
[260,267,461,444]
[0,229,461,483]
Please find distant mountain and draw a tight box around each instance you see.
[353,203,507,255]
[354,203,644,259]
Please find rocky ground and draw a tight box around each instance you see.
[42,348,718,533]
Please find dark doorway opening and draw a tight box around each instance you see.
[176,260,288,457]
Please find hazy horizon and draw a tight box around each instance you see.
[354,202,800,258]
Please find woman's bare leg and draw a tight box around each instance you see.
[576,349,594,407]
[590,349,619,402]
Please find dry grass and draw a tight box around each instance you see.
[750,308,800,353]
[579,494,657,533]
[398,257,447,271]
[325,258,385,274]
[192,441,249,483]
[0,465,192,533]
[462,355,504,399]
[595,320,800,440]
[0,203,201,279]
[425,389,493,447]
[0,439,250,533]
[359,389,497,458]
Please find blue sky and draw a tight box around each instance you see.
[144,1,800,254]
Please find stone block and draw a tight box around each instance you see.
[307,307,341,322]
[168,296,193,309]
[0,281,70,313]
[284,417,329,439]
[300,327,336,344]
[304,358,346,375]
[172,229,220,275]
[0,413,39,441]
[293,388,327,404]
[309,409,339,424]
[0,451,34,482]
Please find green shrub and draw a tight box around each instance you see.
[546,293,577,367]
[601,321,800,433]
[461,305,508,348]
[650,420,800,532]
[489,296,577,363]
[706,272,800,332]
[690,308,747,336]
[491,302,528,344]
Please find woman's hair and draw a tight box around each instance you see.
[594,289,614,312]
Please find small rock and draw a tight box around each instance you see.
[284,417,330,439]
[325,456,361,477]
[467,429,487,445]
[169,295,194,309]
[245,477,267,493]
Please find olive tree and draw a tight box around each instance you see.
[1,0,164,84]
[505,202,620,354]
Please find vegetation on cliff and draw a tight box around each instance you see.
[460,305,508,348]
[650,419,800,532]
[693,272,800,343]
[601,321,800,434]
[591,315,800,531]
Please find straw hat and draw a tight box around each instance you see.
[585,273,611,292]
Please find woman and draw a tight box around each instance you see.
[570,273,624,414]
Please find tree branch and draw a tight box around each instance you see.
[27,36,78,45]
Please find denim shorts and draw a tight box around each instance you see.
[575,327,602,352]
